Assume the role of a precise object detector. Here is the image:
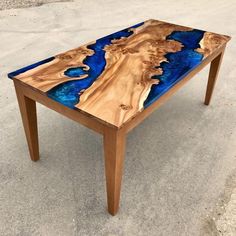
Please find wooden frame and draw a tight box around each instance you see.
[14,44,226,216]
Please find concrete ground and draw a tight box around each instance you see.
[0,0,71,10]
[0,0,236,235]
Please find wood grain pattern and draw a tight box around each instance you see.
[76,21,188,126]
[8,19,230,127]
[196,32,229,57]
[14,45,93,92]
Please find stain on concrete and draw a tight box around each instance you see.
[202,171,236,235]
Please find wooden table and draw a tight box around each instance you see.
[8,19,230,215]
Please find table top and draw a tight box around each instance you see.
[8,19,230,128]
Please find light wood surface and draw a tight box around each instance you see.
[9,19,230,127]
[14,46,93,92]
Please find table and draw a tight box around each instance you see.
[8,19,230,215]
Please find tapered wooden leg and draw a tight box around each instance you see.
[204,48,225,105]
[103,127,126,215]
[14,81,39,161]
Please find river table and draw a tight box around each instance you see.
[8,19,231,215]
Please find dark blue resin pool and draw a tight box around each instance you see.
[144,29,205,107]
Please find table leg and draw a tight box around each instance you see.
[103,127,126,215]
[204,48,225,105]
[14,82,39,161]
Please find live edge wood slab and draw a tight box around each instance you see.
[8,19,230,215]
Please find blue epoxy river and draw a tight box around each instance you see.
[47,22,144,108]
[144,29,205,107]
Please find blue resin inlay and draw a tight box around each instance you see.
[8,57,55,79]
[143,29,205,107]
[47,22,144,108]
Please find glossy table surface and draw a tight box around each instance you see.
[8,19,230,127]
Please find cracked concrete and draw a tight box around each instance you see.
[0,0,236,235]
